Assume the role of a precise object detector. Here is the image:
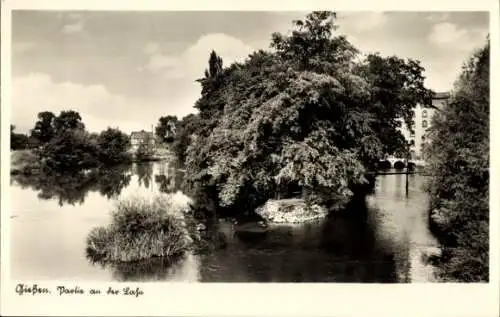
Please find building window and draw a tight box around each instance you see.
[422,110,428,118]
[422,120,428,128]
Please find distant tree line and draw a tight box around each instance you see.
[12,110,131,172]
[10,125,31,150]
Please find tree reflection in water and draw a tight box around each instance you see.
[11,165,132,206]
[154,165,184,194]
[197,199,399,283]
[84,210,400,283]
[135,162,153,189]
[154,175,170,193]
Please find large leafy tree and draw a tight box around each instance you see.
[30,110,85,145]
[424,39,489,282]
[34,111,130,171]
[354,54,433,158]
[184,11,433,214]
[97,127,131,164]
[30,111,56,144]
[155,115,178,143]
[41,128,100,171]
[53,110,85,133]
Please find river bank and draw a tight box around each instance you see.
[10,147,175,175]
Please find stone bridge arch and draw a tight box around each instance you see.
[378,156,420,169]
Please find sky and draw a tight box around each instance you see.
[11,11,489,134]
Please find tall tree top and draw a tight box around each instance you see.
[208,50,224,78]
[271,11,357,73]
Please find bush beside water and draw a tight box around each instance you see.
[86,193,200,263]
[11,150,40,175]
[424,40,489,282]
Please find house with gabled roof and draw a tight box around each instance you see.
[130,130,156,153]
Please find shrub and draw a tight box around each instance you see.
[97,127,132,165]
[40,129,100,171]
[11,150,40,175]
[86,193,200,263]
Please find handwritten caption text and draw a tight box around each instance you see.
[15,284,144,297]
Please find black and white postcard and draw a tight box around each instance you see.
[1,0,499,316]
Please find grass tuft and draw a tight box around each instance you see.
[86,194,199,263]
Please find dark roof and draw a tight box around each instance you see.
[433,92,451,100]
[130,130,154,138]
[420,91,450,110]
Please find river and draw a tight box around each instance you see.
[9,161,440,282]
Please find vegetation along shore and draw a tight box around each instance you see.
[10,11,489,282]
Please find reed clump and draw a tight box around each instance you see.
[86,193,199,263]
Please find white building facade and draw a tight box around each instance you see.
[399,92,450,161]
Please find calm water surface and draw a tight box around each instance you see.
[10,162,440,282]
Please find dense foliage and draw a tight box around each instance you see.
[30,111,57,144]
[177,12,432,215]
[41,128,100,170]
[155,115,179,143]
[172,114,199,166]
[424,40,489,282]
[97,128,131,164]
[10,125,30,150]
[20,110,132,172]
